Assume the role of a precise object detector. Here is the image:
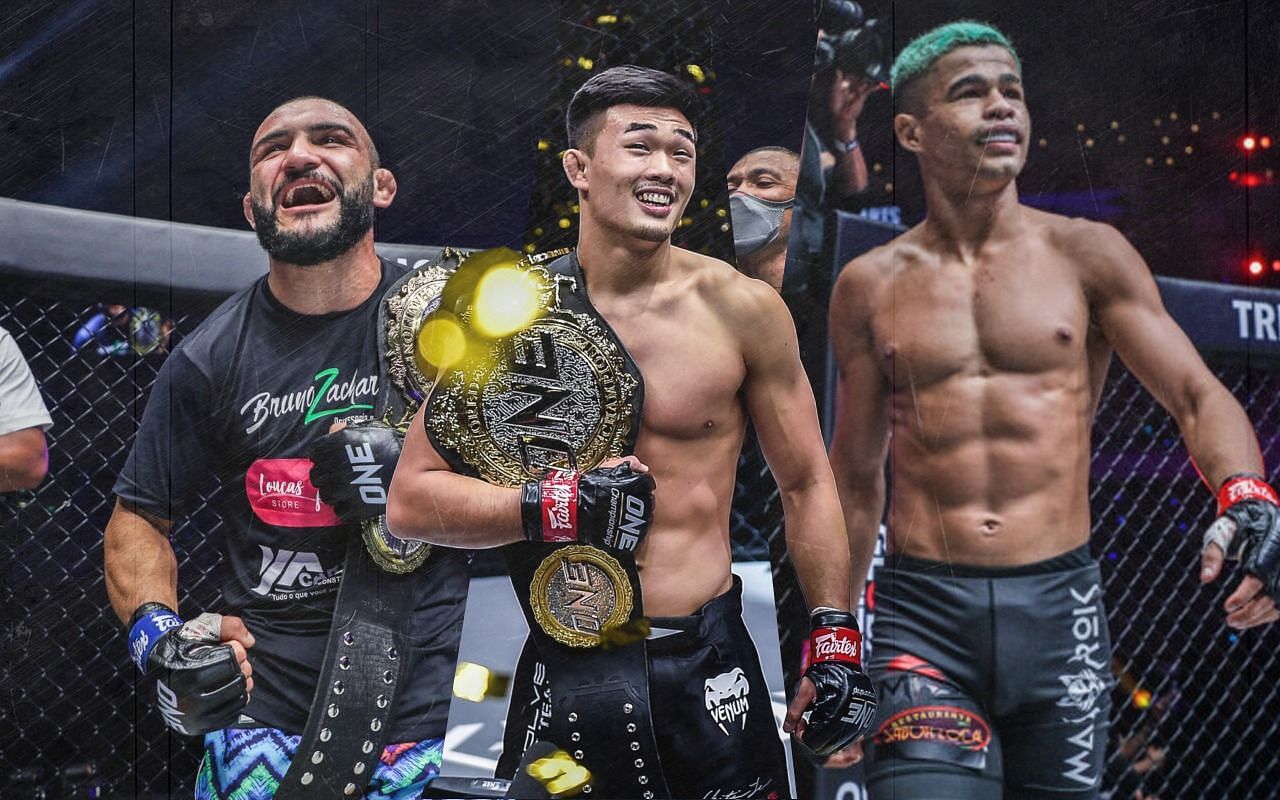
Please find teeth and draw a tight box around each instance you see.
[638,192,671,206]
[983,132,1018,143]
[284,182,334,207]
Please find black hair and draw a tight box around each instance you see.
[565,65,701,151]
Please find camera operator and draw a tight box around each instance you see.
[790,1,885,281]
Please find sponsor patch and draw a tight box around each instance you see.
[873,705,990,751]
[245,458,342,527]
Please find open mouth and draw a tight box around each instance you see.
[279,179,337,209]
[979,128,1021,147]
[635,188,674,212]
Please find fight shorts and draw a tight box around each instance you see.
[194,726,442,800]
[864,544,1113,800]
[500,576,791,799]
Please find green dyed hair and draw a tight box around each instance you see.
[890,20,1020,95]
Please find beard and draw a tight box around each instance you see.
[251,172,375,266]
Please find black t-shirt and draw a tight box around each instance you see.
[115,259,466,741]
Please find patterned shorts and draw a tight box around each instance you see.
[195,727,442,800]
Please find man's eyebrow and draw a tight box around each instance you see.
[946,72,1021,97]
[748,166,783,179]
[252,123,359,151]
[623,121,697,145]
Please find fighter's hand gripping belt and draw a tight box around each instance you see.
[127,603,248,735]
[800,610,878,756]
[309,421,402,522]
[1204,473,1280,600]
[520,464,655,553]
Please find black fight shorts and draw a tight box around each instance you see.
[864,545,1113,800]
[500,576,791,799]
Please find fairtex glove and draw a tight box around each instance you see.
[1203,473,1280,601]
[520,464,655,553]
[127,603,247,735]
[799,610,878,756]
[309,421,402,522]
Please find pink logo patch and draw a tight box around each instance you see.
[246,459,341,527]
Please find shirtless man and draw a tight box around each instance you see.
[828,22,1280,800]
[728,146,799,291]
[389,66,875,798]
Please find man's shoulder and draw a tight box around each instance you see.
[168,278,267,373]
[1030,208,1129,260]
[676,247,783,314]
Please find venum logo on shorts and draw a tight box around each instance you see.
[245,459,342,528]
[871,706,990,751]
[252,546,341,596]
[704,667,750,735]
[1057,582,1106,788]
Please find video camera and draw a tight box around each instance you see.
[814,0,888,86]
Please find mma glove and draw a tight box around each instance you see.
[127,603,247,735]
[520,464,655,553]
[309,420,402,522]
[1204,473,1280,601]
[798,609,878,756]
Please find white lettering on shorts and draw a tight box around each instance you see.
[704,667,751,735]
[1057,582,1106,787]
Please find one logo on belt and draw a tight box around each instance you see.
[704,667,750,735]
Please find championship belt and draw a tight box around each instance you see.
[426,251,672,798]
[359,253,464,573]
[274,251,465,800]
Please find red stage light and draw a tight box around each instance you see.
[1243,135,1257,151]
[1248,260,1264,276]
[1262,136,1274,149]
[1273,260,1280,272]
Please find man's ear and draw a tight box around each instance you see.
[894,113,923,154]
[373,168,397,209]
[563,149,590,193]
[242,192,256,229]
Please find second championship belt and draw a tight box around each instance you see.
[426,250,672,798]
[276,251,463,799]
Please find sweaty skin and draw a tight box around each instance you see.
[390,104,849,620]
[830,46,1273,625]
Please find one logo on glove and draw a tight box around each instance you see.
[156,680,190,735]
[811,627,863,665]
[704,667,751,735]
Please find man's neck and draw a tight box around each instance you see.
[920,177,1023,260]
[265,234,382,315]
[575,223,674,296]
[740,246,786,292]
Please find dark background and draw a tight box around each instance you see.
[845,0,1280,286]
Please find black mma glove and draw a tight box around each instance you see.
[520,464,655,552]
[798,610,878,756]
[1204,473,1280,601]
[127,603,248,735]
[308,420,402,522]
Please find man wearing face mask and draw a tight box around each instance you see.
[727,146,799,292]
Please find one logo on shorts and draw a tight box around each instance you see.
[245,459,342,528]
[704,667,750,735]
[872,706,990,751]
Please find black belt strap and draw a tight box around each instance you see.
[273,535,418,799]
[504,543,672,799]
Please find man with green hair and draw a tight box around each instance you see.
[827,19,1280,799]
